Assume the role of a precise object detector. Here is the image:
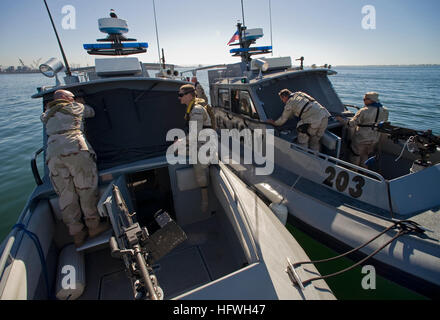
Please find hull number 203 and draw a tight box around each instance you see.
[323,166,365,198]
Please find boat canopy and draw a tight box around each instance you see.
[38,79,187,171]
[84,86,186,170]
[255,71,345,120]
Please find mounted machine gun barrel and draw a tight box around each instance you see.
[108,185,187,300]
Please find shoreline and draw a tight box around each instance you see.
[1,64,439,74]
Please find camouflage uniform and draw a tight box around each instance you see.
[194,82,209,105]
[186,98,212,188]
[347,104,389,167]
[41,99,100,236]
[275,92,330,151]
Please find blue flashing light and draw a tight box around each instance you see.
[83,42,148,50]
[230,46,272,54]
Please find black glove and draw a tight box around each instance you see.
[297,123,310,134]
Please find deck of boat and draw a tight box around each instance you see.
[79,214,245,300]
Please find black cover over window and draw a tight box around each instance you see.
[256,72,344,121]
[83,88,186,170]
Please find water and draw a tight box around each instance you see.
[0,66,438,299]
[331,66,440,134]
[287,224,426,300]
[0,73,52,240]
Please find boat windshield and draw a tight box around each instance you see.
[255,71,345,120]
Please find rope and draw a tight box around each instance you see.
[291,220,424,287]
[395,136,416,162]
[12,223,52,299]
[301,229,407,286]
[292,222,398,267]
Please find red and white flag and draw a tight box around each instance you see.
[227,31,240,45]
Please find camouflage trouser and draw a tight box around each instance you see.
[297,117,329,151]
[193,163,209,188]
[189,141,210,188]
[48,151,100,236]
[350,142,376,168]
[193,163,210,213]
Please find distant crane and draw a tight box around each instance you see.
[19,58,26,67]
[32,58,42,70]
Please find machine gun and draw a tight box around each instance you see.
[108,185,187,300]
[374,122,440,171]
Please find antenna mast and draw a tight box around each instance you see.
[229,0,272,65]
[43,0,72,76]
[269,0,273,56]
[152,0,162,65]
[241,0,245,27]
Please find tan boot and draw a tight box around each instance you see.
[88,221,111,238]
[73,228,88,248]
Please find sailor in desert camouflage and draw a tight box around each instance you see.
[178,84,212,213]
[336,92,389,168]
[41,89,109,247]
[267,89,331,151]
[191,76,209,105]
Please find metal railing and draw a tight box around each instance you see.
[290,143,386,182]
[31,147,44,186]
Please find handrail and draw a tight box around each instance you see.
[289,142,396,217]
[344,104,361,110]
[290,143,386,182]
[31,147,44,186]
[180,64,227,76]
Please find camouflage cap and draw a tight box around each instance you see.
[179,84,196,95]
[364,92,380,103]
[54,89,75,100]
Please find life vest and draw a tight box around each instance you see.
[203,104,217,130]
[289,92,316,120]
[357,102,384,128]
[42,99,77,124]
[184,98,216,130]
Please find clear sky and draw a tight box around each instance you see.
[0,0,439,68]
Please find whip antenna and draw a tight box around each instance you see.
[241,0,245,27]
[43,0,72,76]
[152,0,162,65]
[269,0,273,56]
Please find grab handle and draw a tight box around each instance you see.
[31,147,44,186]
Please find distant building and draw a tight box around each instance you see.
[0,65,38,73]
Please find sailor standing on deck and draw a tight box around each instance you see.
[41,89,109,247]
[336,92,389,168]
[267,89,331,151]
[178,84,212,213]
[191,77,209,105]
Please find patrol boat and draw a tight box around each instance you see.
[184,22,440,298]
[0,11,335,300]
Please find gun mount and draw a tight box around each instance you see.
[375,122,440,172]
[109,185,187,300]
